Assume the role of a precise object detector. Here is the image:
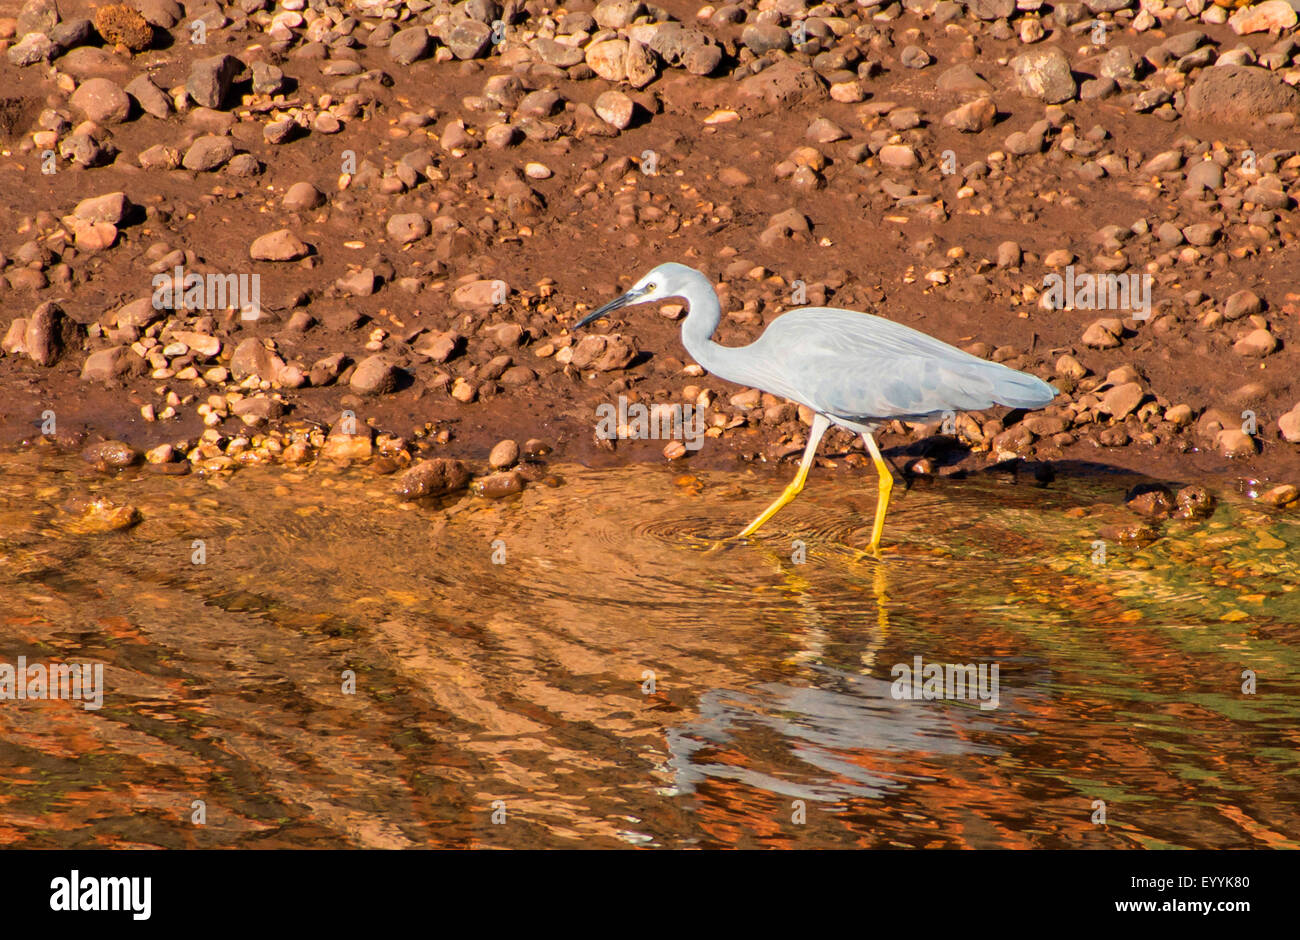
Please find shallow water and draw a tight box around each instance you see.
[0,449,1297,848]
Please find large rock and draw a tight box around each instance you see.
[283,181,325,211]
[24,302,83,366]
[249,229,310,261]
[81,440,140,472]
[1216,428,1258,458]
[395,459,471,499]
[1229,0,1296,35]
[187,54,241,109]
[70,78,132,124]
[570,333,637,371]
[17,0,59,37]
[878,144,918,168]
[452,279,507,310]
[168,330,220,358]
[389,26,432,64]
[739,59,827,109]
[445,20,492,59]
[595,90,635,129]
[318,417,372,461]
[1099,382,1144,419]
[113,297,163,329]
[2,320,27,356]
[182,135,236,171]
[52,17,93,50]
[586,39,628,82]
[472,471,525,498]
[625,39,657,88]
[349,355,400,395]
[943,96,996,133]
[229,338,284,380]
[1233,328,1278,358]
[94,4,153,50]
[741,23,792,55]
[386,212,430,244]
[413,330,462,362]
[937,63,994,97]
[72,191,130,224]
[1010,47,1077,104]
[125,74,171,118]
[969,0,1015,17]
[81,346,145,383]
[647,23,720,75]
[594,0,643,28]
[1278,405,1300,443]
[8,32,58,66]
[1186,65,1300,125]
[136,0,181,28]
[533,37,584,68]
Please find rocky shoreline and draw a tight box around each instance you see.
[1,0,1300,509]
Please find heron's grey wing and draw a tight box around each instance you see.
[762,310,1056,421]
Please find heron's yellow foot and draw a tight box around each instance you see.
[737,479,804,538]
[737,457,817,537]
[738,413,830,540]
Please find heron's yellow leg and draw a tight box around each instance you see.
[862,432,894,551]
[737,414,830,538]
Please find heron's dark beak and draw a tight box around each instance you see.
[574,286,649,329]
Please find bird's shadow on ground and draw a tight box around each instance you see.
[871,433,1189,499]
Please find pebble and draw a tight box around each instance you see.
[595,90,635,129]
[1216,428,1258,458]
[283,182,325,211]
[943,97,996,133]
[489,439,519,469]
[386,212,430,244]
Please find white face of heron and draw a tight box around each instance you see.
[632,272,663,300]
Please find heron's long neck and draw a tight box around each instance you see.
[680,290,753,386]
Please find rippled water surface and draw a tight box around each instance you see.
[1,449,1297,848]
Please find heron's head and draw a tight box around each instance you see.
[574,263,700,329]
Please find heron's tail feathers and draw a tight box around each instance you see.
[991,367,1058,409]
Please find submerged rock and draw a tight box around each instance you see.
[81,440,140,471]
[394,458,471,499]
[1173,485,1215,520]
[471,470,524,498]
[62,495,141,533]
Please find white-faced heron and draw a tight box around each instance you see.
[575,263,1057,551]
